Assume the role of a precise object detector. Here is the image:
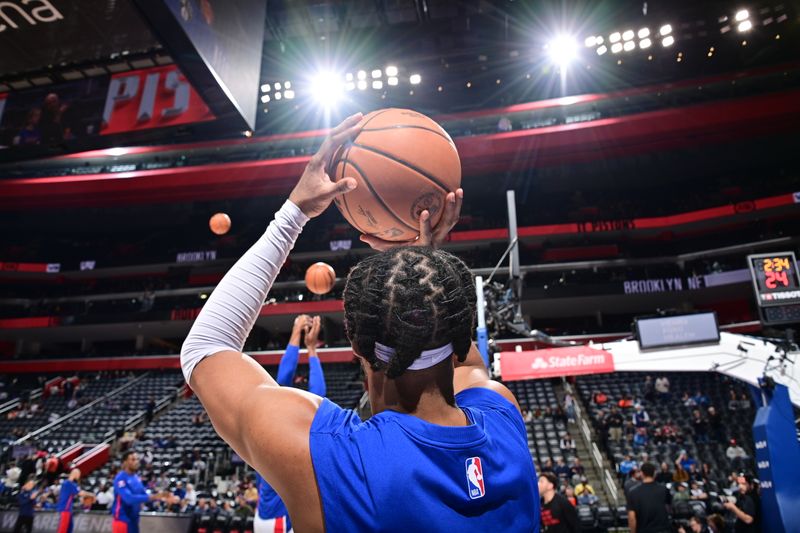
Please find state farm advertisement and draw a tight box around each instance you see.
[499,345,615,381]
[100,65,214,135]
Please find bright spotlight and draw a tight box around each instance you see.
[623,41,635,51]
[546,35,579,68]
[735,9,749,22]
[409,74,421,84]
[640,38,652,49]
[274,82,282,90]
[638,28,650,38]
[106,147,128,157]
[284,81,291,89]
[372,80,383,89]
[345,82,355,91]
[596,36,604,45]
[357,80,367,90]
[737,19,752,32]
[622,30,634,41]
[371,69,382,79]
[310,71,343,107]
[385,65,398,77]
[274,92,282,100]
[610,32,621,43]
[611,42,623,53]
[584,36,597,47]
[596,45,608,55]
[357,70,367,80]
[345,73,353,81]
[260,94,270,103]
[660,24,672,36]
[284,90,294,99]
[260,83,271,93]
[662,35,675,46]
[387,76,399,86]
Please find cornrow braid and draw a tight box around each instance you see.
[343,247,476,379]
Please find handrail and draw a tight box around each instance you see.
[11,373,150,446]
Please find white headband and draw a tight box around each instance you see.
[374,342,454,371]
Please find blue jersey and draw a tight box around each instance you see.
[310,387,539,532]
[57,480,79,513]
[255,473,290,524]
[112,471,149,529]
[17,489,35,517]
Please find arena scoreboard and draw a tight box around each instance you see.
[748,252,800,325]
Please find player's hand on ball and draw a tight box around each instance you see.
[305,315,321,351]
[289,113,362,218]
[360,188,463,251]
[292,314,312,334]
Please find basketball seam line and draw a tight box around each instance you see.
[336,109,393,236]
[350,142,452,194]
[360,125,455,144]
[342,157,419,233]
[337,145,370,235]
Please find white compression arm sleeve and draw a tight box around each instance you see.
[180,200,309,384]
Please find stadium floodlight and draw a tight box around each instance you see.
[106,147,128,156]
[260,94,270,103]
[611,42,623,53]
[274,82,282,90]
[310,71,343,107]
[660,24,672,35]
[735,9,749,22]
[345,73,353,81]
[596,36,604,44]
[546,35,579,68]
[596,45,608,55]
[372,80,383,89]
[345,82,356,91]
[662,35,675,46]
[357,80,367,90]
[737,20,752,32]
[357,70,367,80]
[409,73,421,84]
[284,81,291,89]
[584,36,597,47]
[260,83,271,93]
[622,30,634,41]
[284,90,295,99]
[387,76,399,86]
[385,65,398,77]
[640,38,652,49]
[274,92,282,100]
[609,32,621,43]
[623,41,635,51]
[371,69,382,79]
[638,28,650,38]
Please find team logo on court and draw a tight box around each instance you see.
[465,457,485,499]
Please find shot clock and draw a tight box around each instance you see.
[748,252,800,325]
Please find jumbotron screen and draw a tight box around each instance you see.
[748,252,800,307]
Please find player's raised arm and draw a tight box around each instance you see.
[179,113,361,506]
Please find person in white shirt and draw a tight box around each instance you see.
[184,483,197,506]
[726,439,750,470]
[655,376,670,400]
[95,483,113,508]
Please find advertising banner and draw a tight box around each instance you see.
[0,511,191,533]
[498,345,615,381]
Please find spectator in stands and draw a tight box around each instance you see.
[677,451,697,472]
[682,392,697,407]
[673,482,691,504]
[726,439,750,471]
[538,472,579,533]
[655,462,672,484]
[570,458,585,483]
[728,389,740,411]
[662,419,682,444]
[554,457,572,481]
[4,462,21,487]
[693,390,710,407]
[14,476,38,533]
[623,420,636,444]
[627,462,671,533]
[655,376,670,401]
[691,409,709,443]
[563,485,578,507]
[689,481,708,502]
[619,455,638,482]
[563,393,576,424]
[618,393,634,409]
[678,514,711,533]
[541,458,554,474]
[707,406,723,442]
[633,427,649,450]
[643,375,655,403]
[592,390,608,406]
[673,461,689,484]
[606,406,624,442]
[559,433,577,456]
[707,513,725,533]
[698,463,713,486]
[574,477,598,505]
[632,404,650,428]
[723,474,760,532]
[95,482,113,509]
[738,392,751,410]
[553,406,568,426]
[145,396,155,423]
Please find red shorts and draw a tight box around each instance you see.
[56,512,72,533]
[111,520,129,533]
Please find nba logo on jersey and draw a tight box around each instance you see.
[465,457,486,499]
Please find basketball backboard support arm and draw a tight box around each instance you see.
[506,191,524,326]
[475,275,490,367]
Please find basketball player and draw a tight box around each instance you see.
[57,468,92,533]
[111,451,160,533]
[181,113,539,531]
[255,314,327,533]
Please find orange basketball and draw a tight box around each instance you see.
[209,213,231,235]
[330,108,461,242]
[305,262,336,295]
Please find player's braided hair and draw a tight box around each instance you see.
[343,247,476,379]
